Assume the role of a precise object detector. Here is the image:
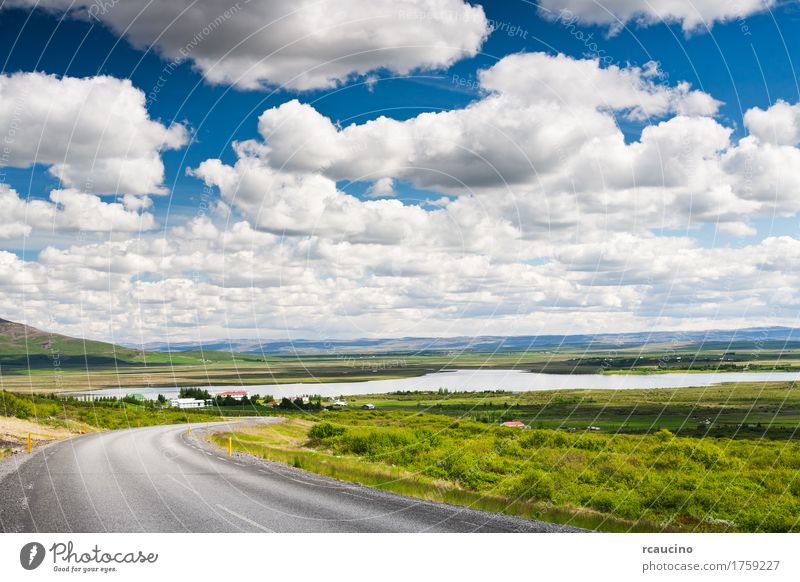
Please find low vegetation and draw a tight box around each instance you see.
[0,390,276,439]
[341,382,800,439]
[215,410,800,532]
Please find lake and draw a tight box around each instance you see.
[70,369,800,400]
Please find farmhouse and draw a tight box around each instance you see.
[169,398,209,409]
[217,390,249,400]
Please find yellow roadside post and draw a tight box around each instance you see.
[27,433,31,454]
[187,425,191,435]
[228,437,232,457]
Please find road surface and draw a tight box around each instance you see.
[0,420,581,533]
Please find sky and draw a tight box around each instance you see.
[1,0,800,344]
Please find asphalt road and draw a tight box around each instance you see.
[0,420,581,533]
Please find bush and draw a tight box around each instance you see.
[514,468,555,502]
[309,422,346,440]
[1,391,36,419]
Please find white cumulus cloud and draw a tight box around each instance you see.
[541,0,774,34]
[0,184,157,239]
[0,72,187,195]
[7,0,489,91]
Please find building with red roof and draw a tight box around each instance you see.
[217,390,249,400]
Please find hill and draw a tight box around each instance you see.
[0,318,275,371]
[0,317,150,367]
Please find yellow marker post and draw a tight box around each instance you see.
[27,433,31,454]
[228,437,232,457]
[187,425,191,435]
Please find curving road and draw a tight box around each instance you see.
[0,420,579,533]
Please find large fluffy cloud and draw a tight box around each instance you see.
[0,72,187,195]
[7,0,489,91]
[0,184,157,238]
[191,52,800,243]
[540,0,774,33]
[744,100,800,146]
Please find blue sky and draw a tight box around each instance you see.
[2,0,800,341]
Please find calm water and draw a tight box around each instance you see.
[71,369,800,400]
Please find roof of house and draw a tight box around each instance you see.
[501,421,526,427]
[219,390,248,396]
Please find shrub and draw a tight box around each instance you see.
[0,391,36,419]
[309,422,346,440]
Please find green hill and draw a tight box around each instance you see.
[0,317,153,367]
[0,318,267,370]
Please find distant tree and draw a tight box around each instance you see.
[179,387,211,400]
[156,394,167,405]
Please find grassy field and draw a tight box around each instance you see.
[340,382,800,439]
[214,410,800,533]
[5,347,800,394]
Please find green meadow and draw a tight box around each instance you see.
[209,381,800,532]
[215,408,800,532]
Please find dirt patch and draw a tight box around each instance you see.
[0,416,94,453]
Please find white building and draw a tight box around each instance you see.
[169,398,209,409]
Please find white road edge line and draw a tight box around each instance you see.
[215,504,275,532]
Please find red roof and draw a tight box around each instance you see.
[501,421,526,427]
[219,390,248,396]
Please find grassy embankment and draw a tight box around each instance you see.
[0,415,97,458]
[213,407,800,533]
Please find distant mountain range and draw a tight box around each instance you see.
[4,317,800,360]
[129,326,800,355]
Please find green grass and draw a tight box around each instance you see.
[216,411,800,532]
[341,382,800,439]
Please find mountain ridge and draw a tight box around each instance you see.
[124,326,800,355]
[5,317,800,358]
